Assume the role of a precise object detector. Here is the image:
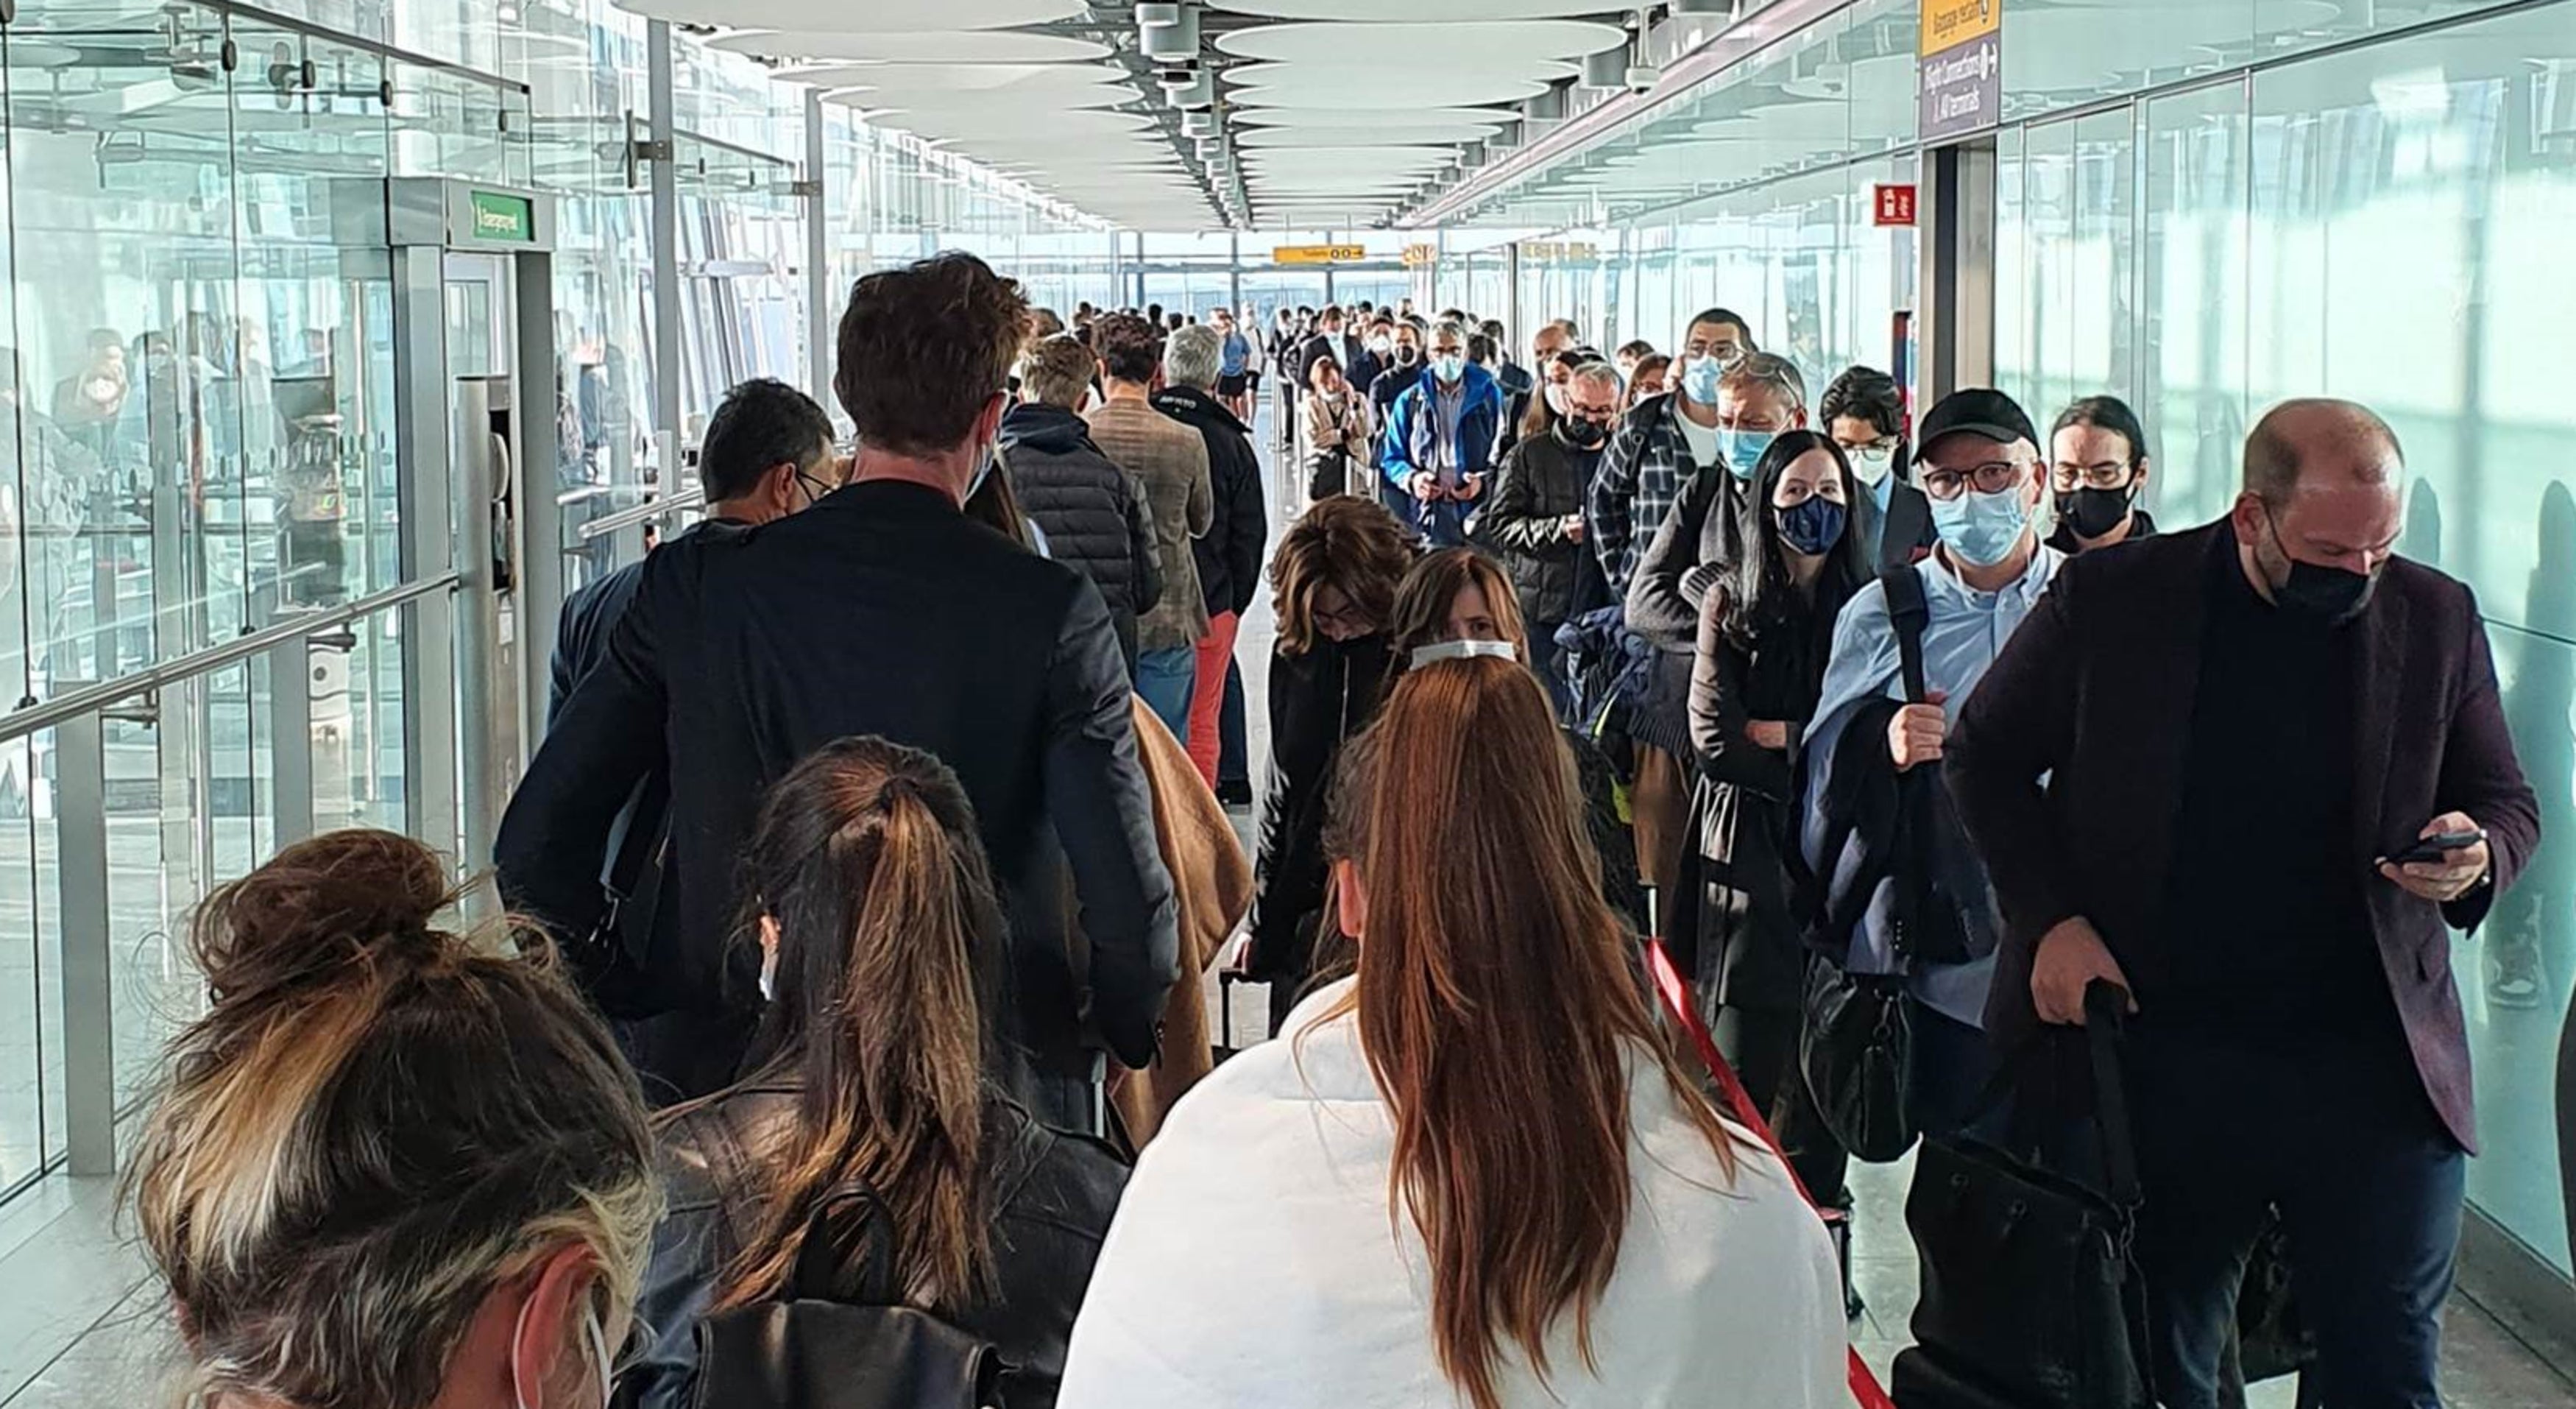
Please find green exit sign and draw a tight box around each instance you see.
[468,189,535,243]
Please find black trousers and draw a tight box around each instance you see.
[1711,1002,1851,1207]
[2131,1031,2463,1409]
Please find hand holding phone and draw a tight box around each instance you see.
[2375,813,2491,903]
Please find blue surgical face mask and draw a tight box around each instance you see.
[1931,484,2034,567]
[1432,353,1466,383]
[1777,497,1848,557]
[1717,428,1775,481]
[1680,353,1723,406]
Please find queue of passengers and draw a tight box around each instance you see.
[124,251,2538,1409]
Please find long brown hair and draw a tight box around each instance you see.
[1323,659,1739,1409]
[1270,494,1415,657]
[708,737,1006,1314]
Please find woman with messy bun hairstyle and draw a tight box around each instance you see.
[127,828,659,1409]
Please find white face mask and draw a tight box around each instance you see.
[1847,444,1896,487]
[1409,638,1518,669]
[513,1291,614,1409]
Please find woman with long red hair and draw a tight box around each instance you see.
[1057,656,1846,1409]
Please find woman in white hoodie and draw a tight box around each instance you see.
[1057,654,1847,1409]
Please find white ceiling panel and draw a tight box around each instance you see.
[1231,68,1553,110]
[1214,0,1621,16]
[1235,105,1516,130]
[706,30,1111,63]
[779,61,1130,93]
[1237,121,1505,148]
[614,0,1081,29]
[1217,19,1624,66]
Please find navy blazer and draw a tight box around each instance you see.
[1947,521,2540,1149]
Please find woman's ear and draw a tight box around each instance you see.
[1333,858,1368,942]
[507,1243,602,1409]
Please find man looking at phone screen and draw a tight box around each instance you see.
[1946,398,2541,1408]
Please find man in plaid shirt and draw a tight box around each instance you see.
[1588,306,1759,904]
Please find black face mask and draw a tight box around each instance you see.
[1557,417,1610,451]
[1394,347,1420,367]
[2265,514,2376,626]
[2056,485,2134,540]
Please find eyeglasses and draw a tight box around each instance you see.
[795,468,837,504]
[1920,459,2031,501]
[2051,460,2133,492]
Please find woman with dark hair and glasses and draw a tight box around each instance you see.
[1671,429,1869,1242]
[2045,393,2157,554]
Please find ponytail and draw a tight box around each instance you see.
[713,738,1002,1313]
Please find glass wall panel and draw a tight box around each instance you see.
[2141,79,2252,522]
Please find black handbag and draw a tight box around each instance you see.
[1892,982,2153,1409]
[1800,956,1917,1162]
[1799,565,1937,1165]
[690,1182,1007,1409]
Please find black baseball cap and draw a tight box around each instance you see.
[1914,387,2039,462]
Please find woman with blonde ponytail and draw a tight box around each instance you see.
[1058,659,1847,1409]
[626,737,1127,1409]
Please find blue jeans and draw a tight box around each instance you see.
[1134,645,1197,743]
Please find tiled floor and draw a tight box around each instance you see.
[0,409,2569,1408]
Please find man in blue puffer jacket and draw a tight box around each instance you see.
[1381,318,1505,548]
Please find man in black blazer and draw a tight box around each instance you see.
[498,253,1180,1129]
[1947,399,2540,1408]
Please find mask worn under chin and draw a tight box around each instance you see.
[1557,417,1609,451]
[2057,485,2135,540]
[1717,428,1775,481]
[1932,484,2034,567]
[1779,497,1848,557]
[2264,515,2377,624]
[1410,638,1518,668]
[1846,445,1895,487]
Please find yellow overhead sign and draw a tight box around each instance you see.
[1275,244,1365,266]
[1401,242,1438,269]
[1520,240,1600,265]
[1920,0,2000,54]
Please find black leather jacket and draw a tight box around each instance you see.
[623,1084,1128,1409]
[1248,634,1395,991]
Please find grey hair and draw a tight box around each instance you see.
[1430,319,1469,348]
[1164,323,1225,391]
[1570,361,1622,395]
[1719,350,1807,408]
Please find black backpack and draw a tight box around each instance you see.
[689,1183,1006,1409]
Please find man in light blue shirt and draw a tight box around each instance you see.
[1800,387,2063,1135]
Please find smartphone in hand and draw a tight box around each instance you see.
[2379,830,2484,869]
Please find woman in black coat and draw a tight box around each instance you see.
[1247,495,1415,1031]
[625,739,1125,1409]
[1669,429,1866,1210]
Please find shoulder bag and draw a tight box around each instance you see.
[1890,982,2154,1409]
[1798,565,1931,1163]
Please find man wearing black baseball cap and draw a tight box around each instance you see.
[1798,384,2063,1133]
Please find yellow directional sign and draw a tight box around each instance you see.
[1920,0,2000,54]
[1401,242,1438,269]
[1275,244,1366,266]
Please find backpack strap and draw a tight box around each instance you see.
[1880,565,1931,705]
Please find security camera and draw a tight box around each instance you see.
[1627,64,1660,96]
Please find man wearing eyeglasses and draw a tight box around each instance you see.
[537,375,839,1101]
[1799,386,2065,1139]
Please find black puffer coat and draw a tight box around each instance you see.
[1000,401,1161,667]
[1150,384,1268,621]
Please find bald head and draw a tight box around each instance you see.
[2244,398,2403,506]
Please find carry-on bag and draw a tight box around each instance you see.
[690,1179,1006,1409]
[1891,981,2153,1409]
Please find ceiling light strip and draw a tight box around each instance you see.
[1404,0,1856,229]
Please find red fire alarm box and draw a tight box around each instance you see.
[1873,183,1918,227]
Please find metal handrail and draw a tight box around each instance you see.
[0,571,461,745]
[577,486,704,541]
